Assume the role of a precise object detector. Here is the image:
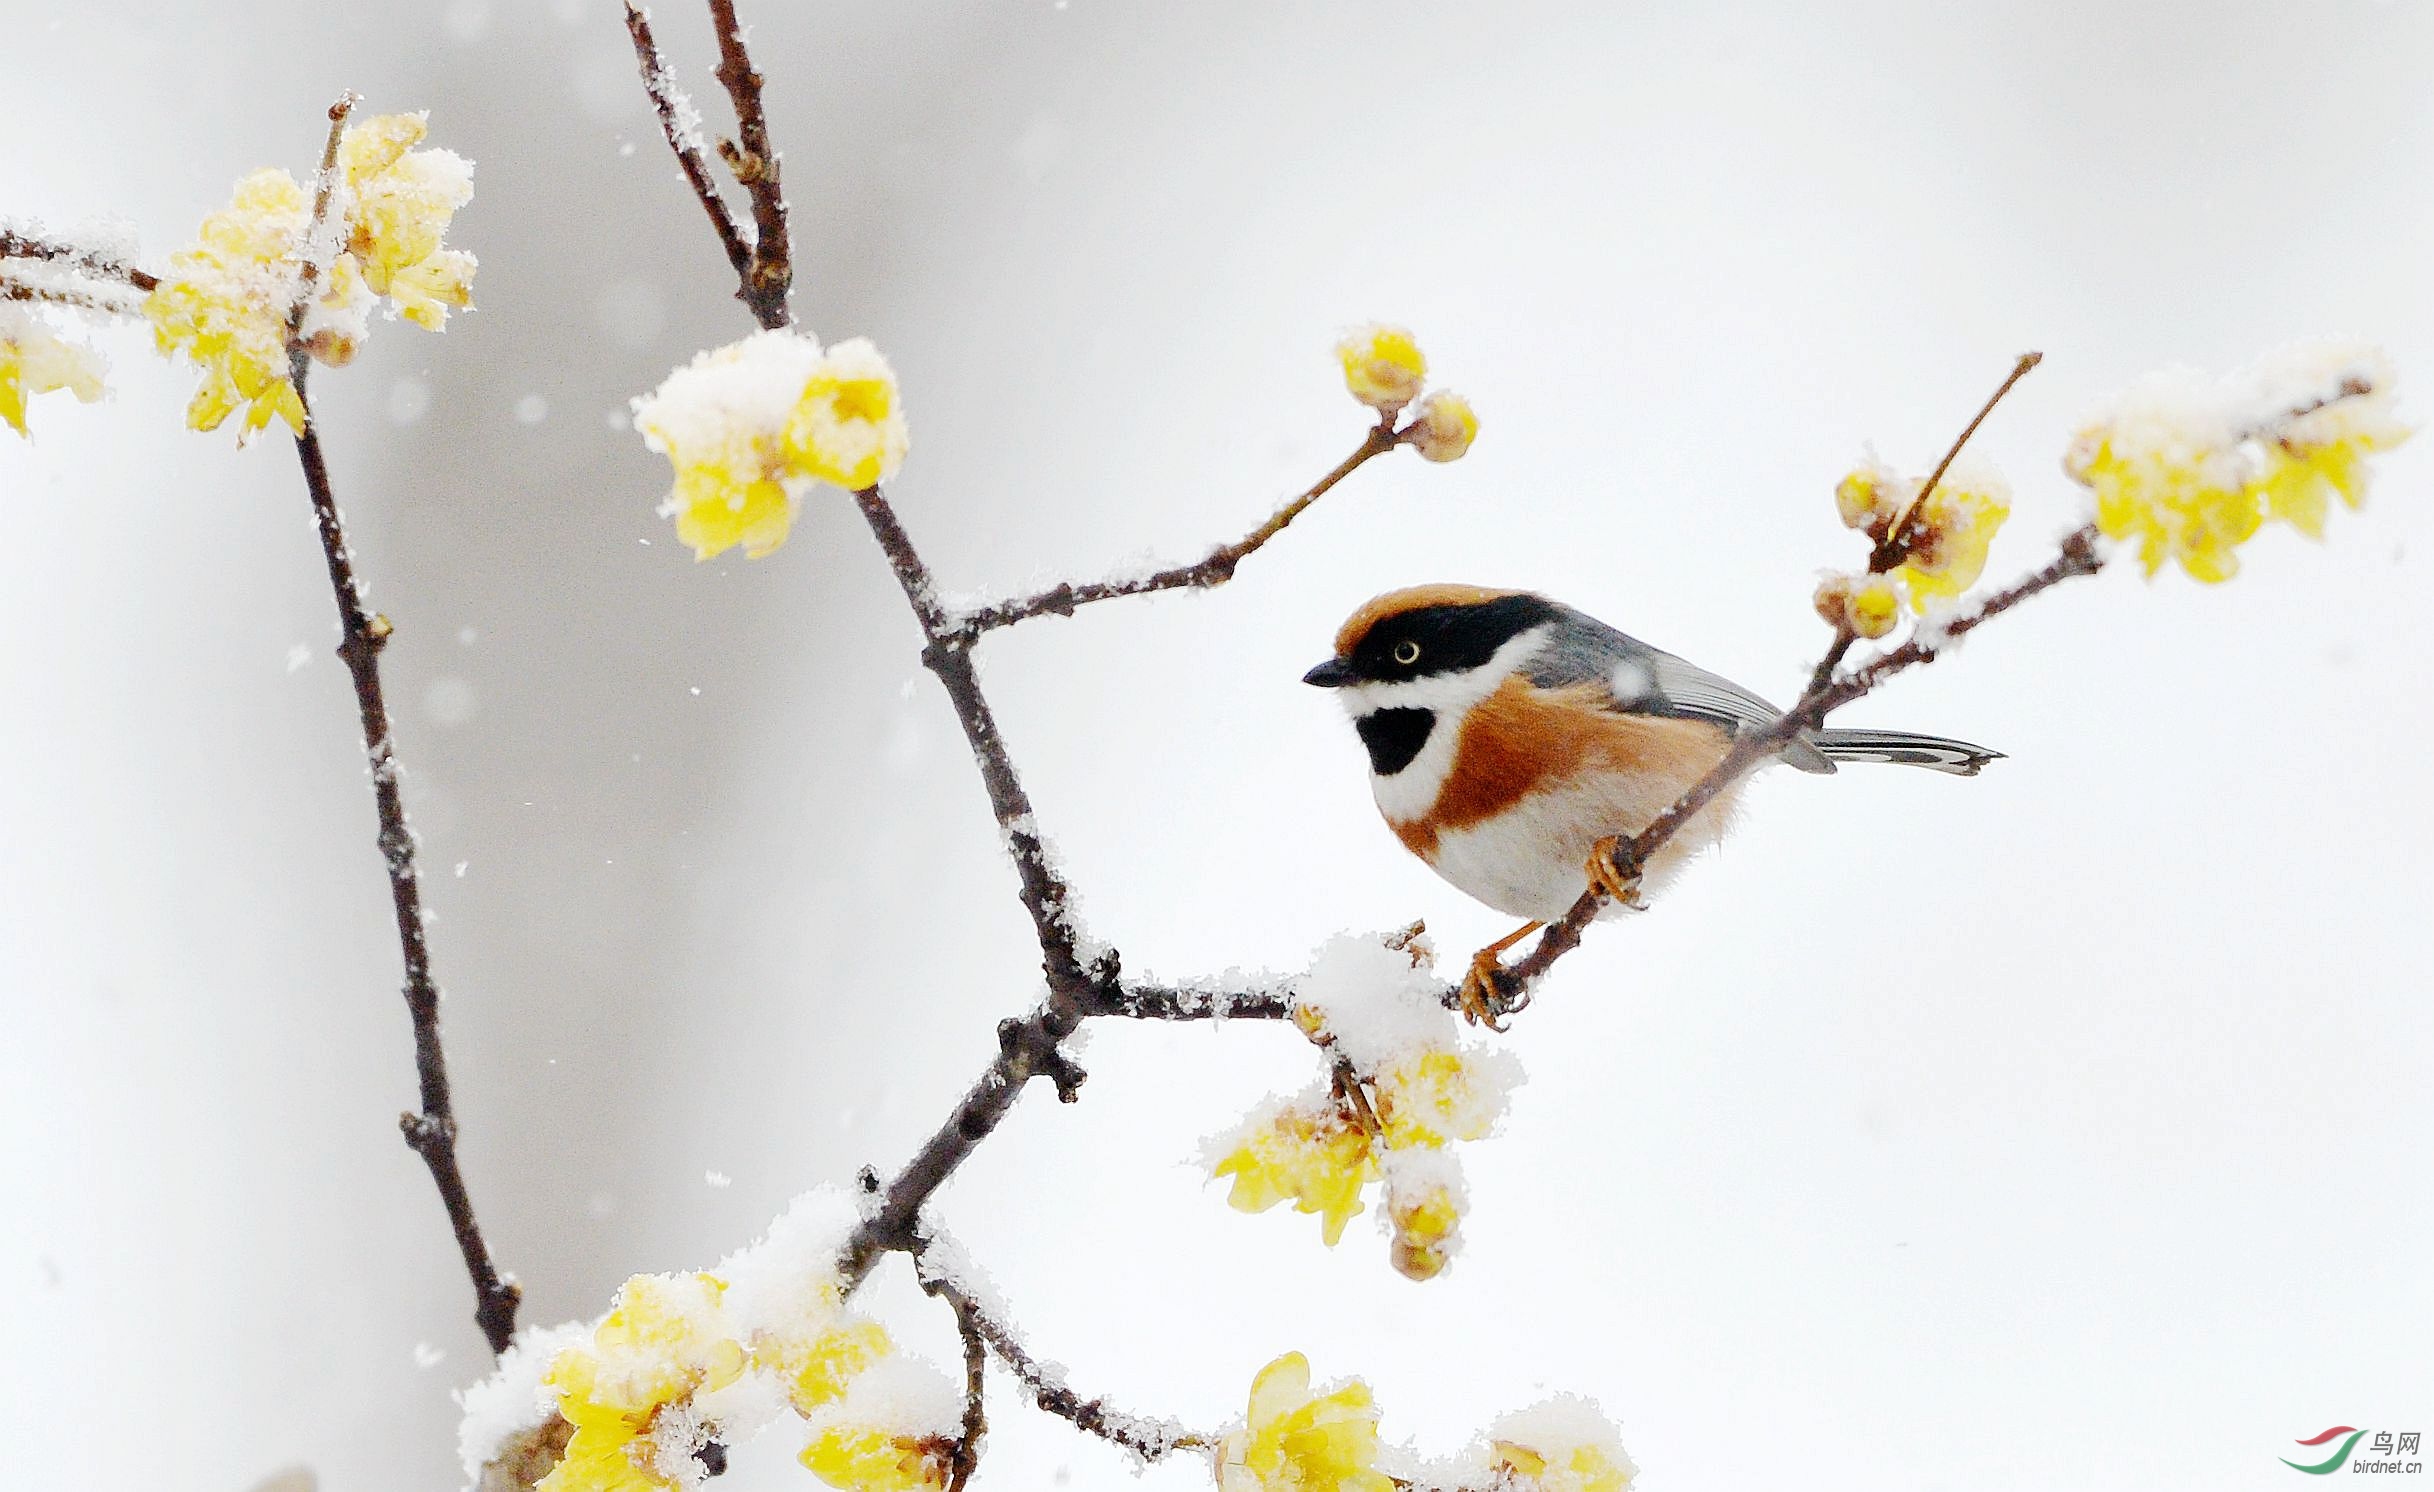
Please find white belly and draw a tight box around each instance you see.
[1387,770,1748,922]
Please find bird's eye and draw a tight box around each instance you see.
[1392,640,1422,666]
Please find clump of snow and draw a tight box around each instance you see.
[712,1185,860,1340]
[454,1319,588,1485]
[2070,340,2399,486]
[804,1353,965,1441]
[631,327,824,463]
[1475,1395,1639,1491]
[1290,931,1454,1074]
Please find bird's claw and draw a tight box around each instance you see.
[1457,953,1512,1031]
[1586,835,1644,907]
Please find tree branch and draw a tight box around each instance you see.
[951,418,1402,639]
[0,228,160,292]
[1494,523,2106,1002]
[624,4,756,314]
[916,1255,1210,1464]
[280,93,519,1356]
[1081,981,1295,1021]
[705,0,792,326]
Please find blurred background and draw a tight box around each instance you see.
[4,2,2430,1489]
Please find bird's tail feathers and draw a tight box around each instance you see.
[1811,727,2002,776]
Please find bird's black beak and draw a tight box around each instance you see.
[1302,657,1357,688]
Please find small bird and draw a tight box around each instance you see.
[1303,585,1999,1021]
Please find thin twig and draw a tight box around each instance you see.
[1872,350,2044,567]
[919,1262,1210,1463]
[624,4,757,316]
[0,229,161,292]
[281,94,358,366]
[1495,523,2105,1000]
[922,1279,988,1492]
[705,0,792,326]
[849,486,1097,997]
[953,419,1401,638]
[278,93,518,1356]
[1080,982,1295,1021]
[0,280,139,315]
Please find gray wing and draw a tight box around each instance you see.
[1523,604,1837,773]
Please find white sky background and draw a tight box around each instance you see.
[3,2,2430,1490]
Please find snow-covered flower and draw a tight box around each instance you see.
[1372,1047,1509,1150]
[2065,341,2410,582]
[1813,570,1904,639]
[783,337,909,492]
[1211,1097,1376,1246]
[1336,324,1426,411]
[1210,935,1517,1275]
[1894,456,2010,612]
[0,307,105,437]
[540,1273,748,1492]
[145,112,477,440]
[1477,1398,1638,1492]
[1406,390,1478,462]
[1380,1151,1463,1282]
[1215,1353,1394,1492]
[798,1358,961,1492]
[143,168,320,438]
[633,329,827,560]
[337,111,477,330]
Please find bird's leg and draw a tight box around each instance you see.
[1585,835,1644,908]
[1458,920,1544,1029]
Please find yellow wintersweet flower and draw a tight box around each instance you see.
[633,329,827,560]
[783,337,909,491]
[2066,343,2409,582]
[800,1425,952,1492]
[144,168,320,439]
[755,1302,894,1415]
[1211,1102,1377,1245]
[1489,1440,1636,1492]
[540,1273,748,1492]
[1406,389,1478,462]
[1372,1048,1502,1150]
[1383,1165,1462,1282]
[338,111,477,328]
[1336,324,1426,410]
[1216,1353,1395,1492]
[1484,1400,1638,1492]
[1894,461,2010,612]
[2258,390,2407,538]
[0,310,105,437]
[1813,569,1906,638]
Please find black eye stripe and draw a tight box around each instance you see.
[1353,595,1559,681]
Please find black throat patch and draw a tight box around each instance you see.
[1355,707,1435,776]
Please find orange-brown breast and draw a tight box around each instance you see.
[1395,677,1734,855]
[1333,584,1523,657]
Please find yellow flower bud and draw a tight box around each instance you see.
[1405,390,1478,462]
[1833,457,1908,534]
[1335,324,1426,410]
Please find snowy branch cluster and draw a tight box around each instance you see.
[2,4,2413,1492]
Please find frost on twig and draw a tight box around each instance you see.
[624,0,790,328]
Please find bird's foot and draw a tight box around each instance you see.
[1586,835,1644,908]
[1457,920,1544,1029]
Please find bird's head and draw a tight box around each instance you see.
[1304,586,1562,772]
